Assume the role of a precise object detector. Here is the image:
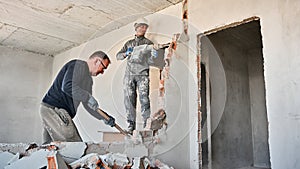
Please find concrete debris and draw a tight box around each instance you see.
[69,152,173,169]
[85,142,126,155]
[100,153,130,167]
[154,159,174,169]
[0,151,14,168]
[50,141,87,163]
[4,149,49,169]
[139,130,154,143]
[124,143,148,159]
[146,109,167,132]
[86,142,110,155]
[69,153,101,169]
[0,141,174,169]
[131,157,152,169]
[0,143,34,155]
[123,127,168,159]
[6,152,19,165]
[107,142,126,154]
[131,130,143,145]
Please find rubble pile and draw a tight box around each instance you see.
[0,110,170,168]
[0,142,174,169]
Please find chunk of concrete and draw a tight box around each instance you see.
[0,143,29,155]
[103,153,129,167]
[86,142,110,155]
[51,142,87,163]
[6,153,19,165]
[69,153,100,169]
[4,149,49,169]
[154,159,174,169]
[124,144,148,159]
[108,142,125,154]
[103,132,125,142]
[0,152,14,169]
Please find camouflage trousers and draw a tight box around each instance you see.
[123,75,150,125]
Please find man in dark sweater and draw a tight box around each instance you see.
[40,51,115,143]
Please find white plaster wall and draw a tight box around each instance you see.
[0,46,53,144]
[52,0,300,168]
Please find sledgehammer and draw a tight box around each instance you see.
[96,108,129,136]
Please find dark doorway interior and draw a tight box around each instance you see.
[200,20,271,169]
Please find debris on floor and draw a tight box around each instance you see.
[0,152,14,169]
[0,142,174,169]
[4,149,49,169]
[0,110,170,169]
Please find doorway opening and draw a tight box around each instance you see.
[199,18,271,169]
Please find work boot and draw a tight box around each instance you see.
[126,121,135,135]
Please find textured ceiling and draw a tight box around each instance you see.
[0,0,182,55]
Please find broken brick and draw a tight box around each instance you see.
[47,150,68,169]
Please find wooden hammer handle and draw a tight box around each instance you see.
[96,108,128,136]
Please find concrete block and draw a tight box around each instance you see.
[124,144,148,159]
[108,142,126,154]
[0,152,14,169]
[86,142,110,155]
[51,142,87,164]
[103,132,125,142]
[4,149,49,169]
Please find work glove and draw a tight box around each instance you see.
[87,94,98,111]
[151,48,158,58]
[104,114,116,127]
[125,47,133,57]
